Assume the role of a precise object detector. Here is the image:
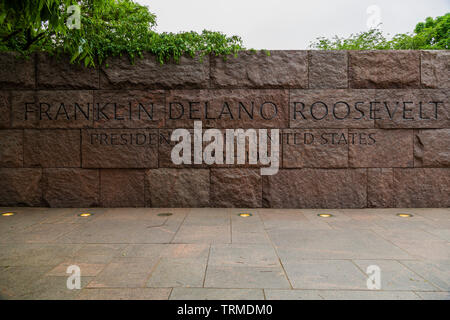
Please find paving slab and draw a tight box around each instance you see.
[0,266,54,298]
[146,258,207,288]
[170,288,264,300]
[264,289,421,300]
[58,220,176,244]
[282,260,367,290]
[87,257,157,288]
[271,229,412,260]
[209,244,280,268]
[204,265,290,289]
[264,289,324,300]
[172,225,231,244]
[0,244,82,266]
[68,244,127,264]
[400,260,450,291]
[232,231,271,244]
[414,291,450,300]
[0,207,448,300]
[18,276,93,300]
[77,288,171,300]
[46,262,106,277]
[353,260,437,291]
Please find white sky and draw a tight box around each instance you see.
[135,0,449,49]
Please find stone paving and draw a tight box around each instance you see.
[0,207,448,300]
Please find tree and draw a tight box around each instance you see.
[0,0,245,66]
[310,13,449,50]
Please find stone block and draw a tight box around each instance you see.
[349,51,420,88]
[81,129,158,168]
[211,50,307,88]
[37,53,99,89]
[421,51,450,88]
[42,168,100,207]
[414,129,450,167]
[101,53,209,89]
[0,130,23,167]
[0,52,35,89]
[0,168,42,206]
[145,169,210,207]
[24,129,80,167]
[290,89,376,128]
[211,169,262,208]
[309,50,348,89]
[100,169,145,207]
[282,129,348,168]
[348,129,413,167]
[263,169,367,208]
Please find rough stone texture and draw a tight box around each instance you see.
[0,168,42,206]
[42,168,99,207]
[367,168,395,207]
[166,89,288,128]
[309,51,348,89]
[349,129,413,168]
[211,51,307,88]
[263,169,367,208]
[24,129,80,167]
[145,169,209,207]
[100,169,145,207]
[394,168,450,208]
[0,52,35,89]
[93,90,165,128]
[0,130,23,167]
[101,53,209,89]
[81,129,158,168]
[414,129,450,167]
[282,129,348,168]
[374,89,449,128]
[0,91,10,128]
[11,90,94,128]
[159,128,276,169]
[290,89,376,128]
[211,169,262,208]
[0,51,448,209]
[158,129,200,168]
[421,51,450,89]
[349,51,420,88]
[37,53,99,89]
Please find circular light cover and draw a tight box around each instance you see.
[157,213,173,217]
[238,213,253,217]
[78,213,93,217]
[2,212,15,217]
[318,213,333,218]
[397,213,413,218]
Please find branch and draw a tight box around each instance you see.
[23,31,46,50]
[1,29,23,42]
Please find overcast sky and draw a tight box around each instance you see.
[136,0,449,49]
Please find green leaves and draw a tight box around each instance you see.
[311,13,449,50]
[0,0,245,67]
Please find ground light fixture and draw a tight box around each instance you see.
[238,213,253,217]
[397,213,413,218]
[157,213,173,217]
[317,213,333,218]
[78,213,93,217]
[1,212,15,216]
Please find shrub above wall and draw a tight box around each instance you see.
[0,50,448,208]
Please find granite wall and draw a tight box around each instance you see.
[0,50,448,208]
